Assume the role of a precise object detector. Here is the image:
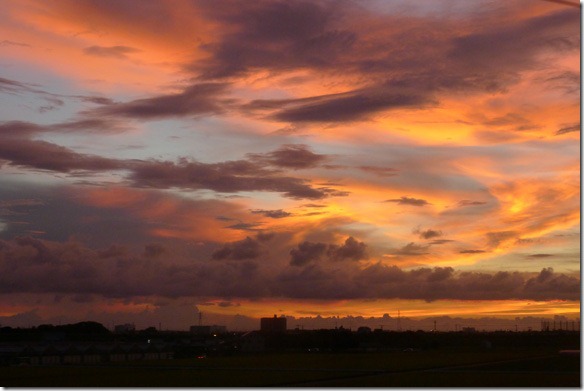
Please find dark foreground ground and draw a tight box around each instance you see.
[1,347,579,387]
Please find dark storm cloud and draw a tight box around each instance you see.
[0,236,231,298]
[448,9,580,74]
[0,118,129,136]
[415,228,443,240]
[83,45,141,59]
[358,166,399,177]
[191,2,578,124]
[0,121,44,137]
[0,76,116,114]
[0,137,124,172]
[247,144,327,169]
[199,0,572,97]
[225,222,263,231]
[0,120,344,200]
[278,263,580,301]
[0,77,39,94]
[289,241,327,266]
[255,231,275,242]
[78,96,115,105]
[543,70,579,95]
[250,209,292,219]
[457,200,487,207]
[53,118,131,133]
[0,120,128,172]
[92,83,229,120]
[319,188,350,197]
[327,237,368,262]
[192,1,441,123]
[460,249,486,254]
[218,301,240,308]
[0,76,116,111]
[289,236,367,266]
[246,88,431,123]
[128,157,346,200]
[429,239,454,245]
[194,0,349,79]
[5,4,579,130]
[523,267,580,300]
[211,237,262,260]
[384,196,430,206]
[38,96,65,113]
[556,123,580,135]
[0,236,578,301]
[527,253,553,258]
[391,242,430,256]
[479,112,539,131]
[486,231,517,248]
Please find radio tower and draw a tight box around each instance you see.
[397,310,402,331]
[199,312,203,326]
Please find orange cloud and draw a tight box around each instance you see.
[75,186,254,242]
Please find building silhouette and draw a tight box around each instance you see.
[260,315,287,332]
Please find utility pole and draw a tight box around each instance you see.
[397,310,402,332]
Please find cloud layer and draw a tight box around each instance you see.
[0,236,578,301]
[0,0,579,326]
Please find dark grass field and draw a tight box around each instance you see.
[1,347,579,387]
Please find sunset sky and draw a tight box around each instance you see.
[0,0,580,331]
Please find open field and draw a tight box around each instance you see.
[0,347,579,387]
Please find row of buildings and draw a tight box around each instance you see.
[186,315,285,335]
[0,342,175,366]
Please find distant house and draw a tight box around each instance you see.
[79,345,101,364]
[109,344,128,362]
[126,343,143,361]
[0,344,22,366]
[62,345,82,365]
[3,341,175,366]
[141,342,160,361]
[260,315,287,332]
[41,345,62,365]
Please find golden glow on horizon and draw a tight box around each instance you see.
[200,297,581,320]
